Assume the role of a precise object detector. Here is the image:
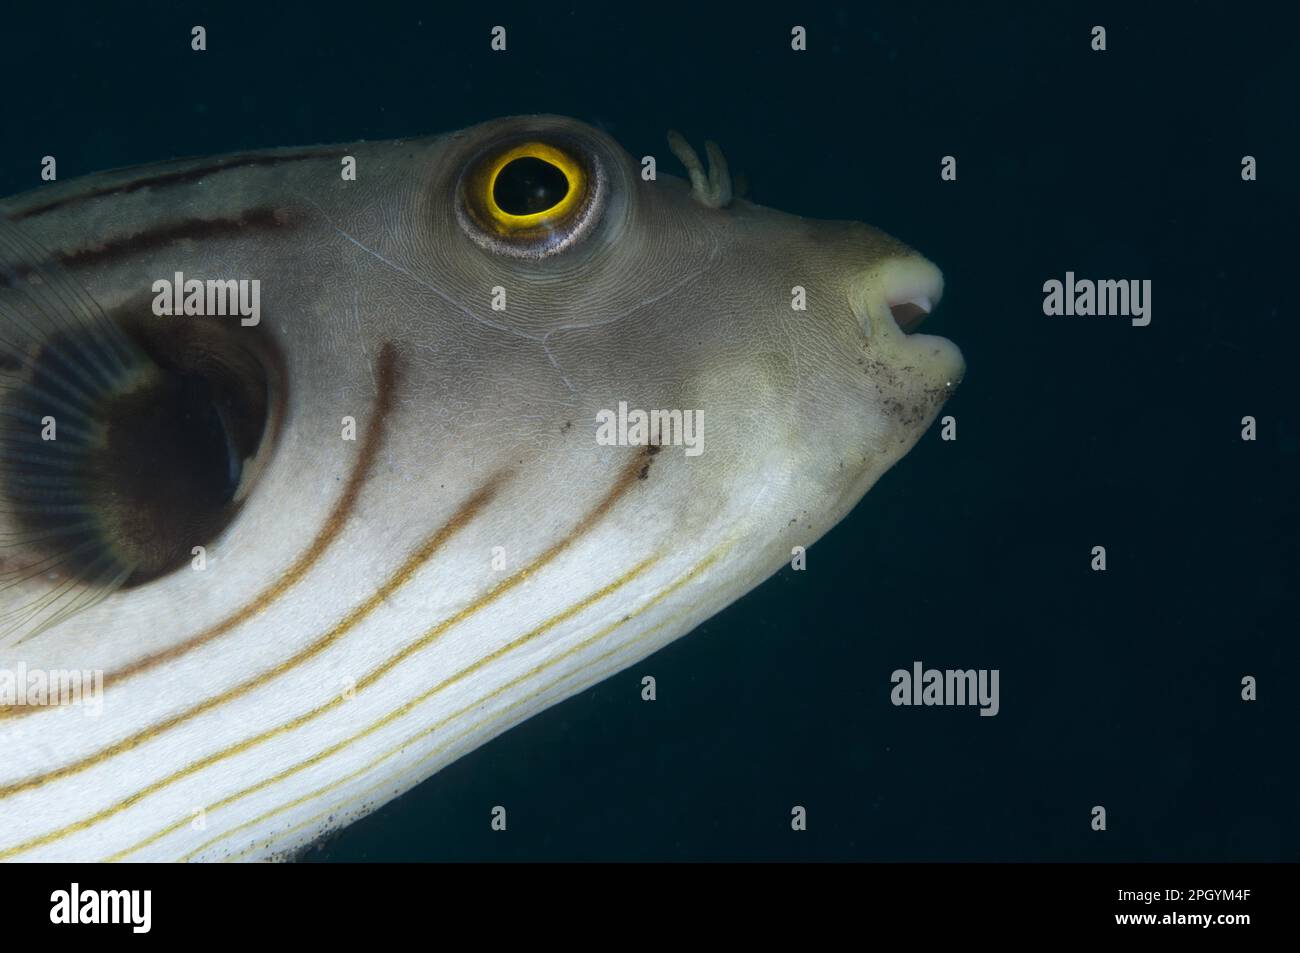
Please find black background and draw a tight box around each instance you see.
[2,1,1295,862]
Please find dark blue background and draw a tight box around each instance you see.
[4,1,1294,861]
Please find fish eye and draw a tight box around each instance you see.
[493,153,570,215]
[456,139,607,258]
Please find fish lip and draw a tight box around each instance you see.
[849,257,964,387]
[850,257,945,336]
[881,258,945,335]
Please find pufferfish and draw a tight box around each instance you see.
[0,115,962,861]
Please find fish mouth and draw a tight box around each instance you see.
[849,256,946,338]
[881,258,945,335]
[849,256,964,387]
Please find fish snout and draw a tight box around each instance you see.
[848,255,965,390]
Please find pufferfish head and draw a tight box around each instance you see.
[410,114,963,533]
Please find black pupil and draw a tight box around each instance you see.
[493,156,569,215]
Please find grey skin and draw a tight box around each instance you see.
[0,115,961,860]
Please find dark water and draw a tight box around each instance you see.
[4,2,1294,861]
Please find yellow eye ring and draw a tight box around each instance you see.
[456,135,608,259]
[481,142,586,230]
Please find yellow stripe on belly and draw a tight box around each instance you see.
[180,544,728,862]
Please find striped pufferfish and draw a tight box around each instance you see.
[0,115,963,861]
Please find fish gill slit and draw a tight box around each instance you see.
[0,452,650,858]
[0,472,506,834]
[0,342,403,722]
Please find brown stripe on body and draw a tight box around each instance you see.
[10,149,348,221]
[0,450,656,857]
[56,206,299,270]
[0,467,508,809]
[0,207,301,290]
[0,343,397,722]
[146,548,668,862]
